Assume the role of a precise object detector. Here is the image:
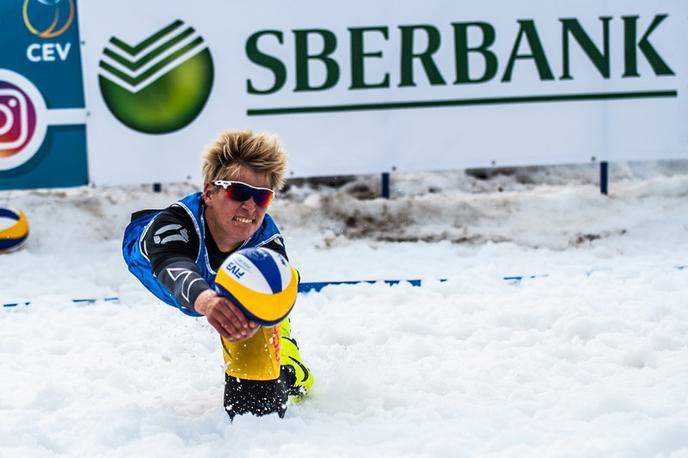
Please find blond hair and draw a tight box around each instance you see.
[202,130,288,190]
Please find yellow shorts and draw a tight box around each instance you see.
[221,326,281,381]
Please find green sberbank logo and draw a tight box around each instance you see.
[98,20,213,134]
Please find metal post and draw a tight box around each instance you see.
[381,172,390,199]
[600,161,608,195]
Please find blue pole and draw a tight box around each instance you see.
[600,161,609,195]
[381,172,390,199]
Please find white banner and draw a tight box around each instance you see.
[78,0,688,186]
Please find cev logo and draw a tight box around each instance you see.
[22,0,75,38]
[23,0,75,63]
[0,69,85,171]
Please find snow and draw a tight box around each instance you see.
[1,161,688,457]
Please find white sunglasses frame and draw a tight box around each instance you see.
[212,180,276,203]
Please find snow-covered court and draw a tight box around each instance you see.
[1,166,687,457]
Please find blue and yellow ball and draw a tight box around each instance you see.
[214,247,298,326]
[0,206,29,253]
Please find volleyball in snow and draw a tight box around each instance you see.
[0,206,29,253]
[215,247,299,326]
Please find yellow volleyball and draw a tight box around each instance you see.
[0,206,29,253]
[214,247,298,326]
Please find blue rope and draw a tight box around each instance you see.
[297,279,426,293]
[2,266,685,308]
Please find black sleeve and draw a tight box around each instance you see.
[156,258,211,312]
[142,206,210,311]
[142,206,200,274]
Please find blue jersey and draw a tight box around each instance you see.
[122,192,284,316]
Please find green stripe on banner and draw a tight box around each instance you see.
[247,90,678,116]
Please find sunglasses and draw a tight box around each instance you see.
[213,180,275,207]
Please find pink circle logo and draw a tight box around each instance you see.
[0,70,48,171]
[0,81,37,159]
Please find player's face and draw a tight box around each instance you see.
[204,166,271,251]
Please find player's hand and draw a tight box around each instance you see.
[194,290,259,342]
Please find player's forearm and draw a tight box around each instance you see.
[155,258,211,312]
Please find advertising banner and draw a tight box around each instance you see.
[0,0,88,190]
[79,0,688,186]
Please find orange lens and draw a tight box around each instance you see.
[224,182,274,207]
